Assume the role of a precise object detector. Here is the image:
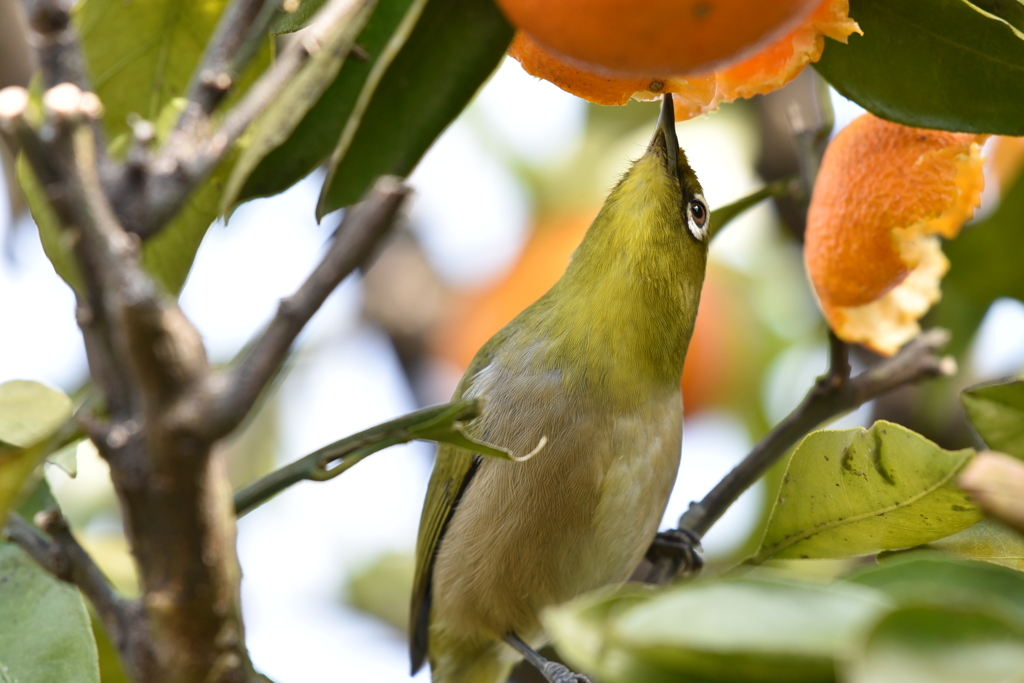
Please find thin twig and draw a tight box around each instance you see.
[678,328,955,539]
[3,511,147,666]
[203,176,409,440]
[708,176,802,241]
[233,399,482,516]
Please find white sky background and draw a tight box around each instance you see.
[2,62,1024,682]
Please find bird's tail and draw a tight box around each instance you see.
[429,633,516,683]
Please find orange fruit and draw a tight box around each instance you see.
[805,113,986,355]
[496,0,822,77]
[508,0,860,122]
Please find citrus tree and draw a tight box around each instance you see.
[1,0,1024,682]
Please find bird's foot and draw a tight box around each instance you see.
[541,661,593,683]
[644,527,704,583]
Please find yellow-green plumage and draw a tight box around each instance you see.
[411,96,709,683]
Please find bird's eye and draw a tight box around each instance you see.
[686,194,709,241]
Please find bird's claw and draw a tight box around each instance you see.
[644,527,704,582]
[541,661,593,683]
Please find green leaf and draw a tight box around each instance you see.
[753,421,981,563]
[814,0,1024,135]
[235,0,427,206]
[316,0,513,217]
[73,0,270,140]
[930,166,1024,358]
[0,381,70,523]
[270,0,329,35]
[962,377,1024,460]
[0,545,100,683]
[928,519,1024,571]
[544,578,892,683]
[846,555,1024,627]
[843,606,1024,683]
[346,552,414,632]
[221,0,378,216]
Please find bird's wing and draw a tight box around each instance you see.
[409,331,509,673]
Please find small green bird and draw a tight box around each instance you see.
[410,94,710,683]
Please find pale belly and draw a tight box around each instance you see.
[430,391,683,641]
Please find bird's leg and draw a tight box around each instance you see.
[503,633,592,683]
[644,526,704,583]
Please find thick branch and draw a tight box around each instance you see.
[679,328,956,539]
[4,511,149,668]
[21,0,89,90]
[203,176,409,439]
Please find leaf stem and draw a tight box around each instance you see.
[708,176,802,241]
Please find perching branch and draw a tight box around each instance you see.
[4,511,149,669]
[234,399,484,516]
[203,177,409,440]
[648,328,956,580]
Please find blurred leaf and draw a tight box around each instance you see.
[90,610,130,683]
[0,381,71,521]
[221,0,378,215]
[846,555,1024,626]
[815,0,1024,135]
[270,0,328,34]
[0,380,71,449]
[753,421,980,563]
[237,0,427,205]
[46,438,82,478]
[545,578,891,683]
[0,544,100,683]
[316,0,513,217]
[843,605,1024,683]
[346,552,414,633]
[962,377,1024,459]
[73,0,271,140]
[931,166,1024,358]
[928,519,1024,571]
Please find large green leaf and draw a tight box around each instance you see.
[544,578,892,683]
[220,0,378,215]
[842,605,1024,683]
[0,381,71,521]
[962,377,1024,460]
[929,519,1024,571]
[235,0,427,206]
[753,421,980,563]
[0,545,100,683]
[316,0,513,217]
[814,0,1024,135]
[930,165,1024,358]
[846,555,1024,626]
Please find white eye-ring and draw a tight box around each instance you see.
[686,193,709,241]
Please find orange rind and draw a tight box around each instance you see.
[508,0,860,122]
[805,114,987,356]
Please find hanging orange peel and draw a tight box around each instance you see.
[804,114,987,356]
[508,0,860,121]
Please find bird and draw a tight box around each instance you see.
[410,93,710,683]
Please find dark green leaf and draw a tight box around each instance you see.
[843,605,1024,683]
[0,545,100,683]
[221,0,378,215]
[316,0,513,217]
[236,0,426,205]
[270,0,328,35]
[753,421,980,563]
[846,555,1024,626]
[962,377,1024,459]
[814,0,1024,135]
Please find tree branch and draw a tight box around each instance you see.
[3,511,150,669]
[647,329,956,580]
[234,399,482,516]
[202,176,409,440]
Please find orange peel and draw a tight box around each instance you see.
[508,0,860,122]
[805,113,987,356]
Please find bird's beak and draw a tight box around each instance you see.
[648,93,679,181]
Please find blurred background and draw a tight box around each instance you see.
[3,54,1024,682]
